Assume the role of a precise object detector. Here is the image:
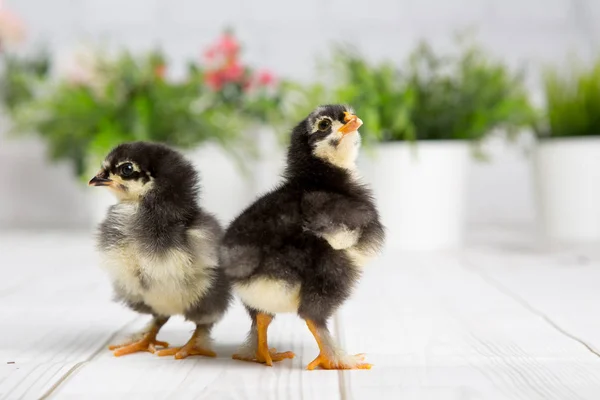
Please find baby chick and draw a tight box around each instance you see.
[90,141,232,359]
[221,105,385,370]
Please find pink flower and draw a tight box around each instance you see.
[221,61,244,82]
[204,71,223,90]
[215,33,239,57]
[56,47,106,95]
[0,5,26,49]
[204,47,217,61]
[202,31,277,94]
[154,64,166,79]
[203,32,241,71]
[256,69,276,86]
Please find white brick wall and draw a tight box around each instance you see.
[1,0,598,229]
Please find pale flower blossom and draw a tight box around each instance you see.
[55,46,106,95]
[0,3,26,49]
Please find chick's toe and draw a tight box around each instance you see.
[307,353,371,370]
[111,334,169,357]
[156,325,216,359]
[305,319,371,370]
[233,348,296,366]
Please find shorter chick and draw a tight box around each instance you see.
[221,105,385,370]
[90,142,232,359]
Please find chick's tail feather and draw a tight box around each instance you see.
[219,244,261,280]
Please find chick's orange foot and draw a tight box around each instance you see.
[155,325,217,359]
[231,312,295,366]
[156,344,216,359]
[109,334,169,357]
[307,353,371,370]
[232,348,295,366]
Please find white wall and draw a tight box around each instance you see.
[1,0,599,229]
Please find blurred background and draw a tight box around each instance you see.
[1,0,599,250]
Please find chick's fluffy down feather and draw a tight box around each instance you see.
[220,106,384,322]
[95,142,231,323]
[99,204,223,317]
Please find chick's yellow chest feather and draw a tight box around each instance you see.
[99,205,215,316]
[100,243,200,316]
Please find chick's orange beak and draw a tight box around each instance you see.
[88,171,112,187]
[338,112,363,135]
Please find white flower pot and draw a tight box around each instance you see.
[186,143,253,226]
[534,137,600,243]
[358,141,469,251]
[250,126,286,197]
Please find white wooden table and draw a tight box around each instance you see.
[1,228,600,399]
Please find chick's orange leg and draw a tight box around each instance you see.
[232,313,295,366]
[110,317,169,357]
[305,319,371,370]
[156,325,216,359]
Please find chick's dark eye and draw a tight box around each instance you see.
[317,119,331,131]
[119,163,134,177]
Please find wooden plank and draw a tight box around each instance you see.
[1,363,78,400]
[51,301,341,400]
[0,233,139,400]
[5,230,600,399]
[0,233,341,399]
[337,250,600,400]
[464,237,600,356]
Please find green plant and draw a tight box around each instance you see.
[202,30,286,129]
[330,49,415,143]
[13,49,246,179]
[328,38,536,144]
[0,48,51,112]
[279,81,328,127]
[9,31,293,179]
[540,60,600,138]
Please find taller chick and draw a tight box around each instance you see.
[221,105,385,370]
[90,142,231,359]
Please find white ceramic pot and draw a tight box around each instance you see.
[534,137,600,243]
[358,141,469,251]
[186,143,253,226]
[250,126,286,197]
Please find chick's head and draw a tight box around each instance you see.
[290,104,363,171]
[89,141,198,203]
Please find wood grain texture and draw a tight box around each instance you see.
[2,230,600,399]
[50,303,341,400]
[0,233,341,399]
[464,230,600,358]
[0,233,138,400]
[337,249,600,400]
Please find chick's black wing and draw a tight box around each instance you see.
[220,187,303,280]
[300,190,378,236]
